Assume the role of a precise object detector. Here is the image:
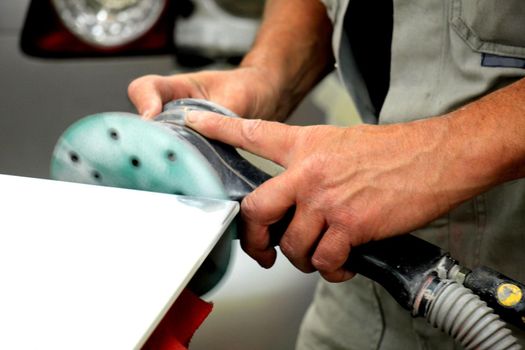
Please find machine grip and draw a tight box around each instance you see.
[268,207,296,246]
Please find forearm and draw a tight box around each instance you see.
[417,77,525,211]
[182,71,525,280]
[240,0,334,119]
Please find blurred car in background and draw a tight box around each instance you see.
[0,1,323,349]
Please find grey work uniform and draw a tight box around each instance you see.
[297,0,525,349]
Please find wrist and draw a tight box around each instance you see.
[444,106,525,189]
[239,0,334,119]
[417,82,525,210]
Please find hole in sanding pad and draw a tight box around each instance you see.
[166,150,176,162]
[69,152,80,163]
[109,129,119,140]
[130,157,141,168]
[91,171,102,181]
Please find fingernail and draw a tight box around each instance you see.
[141,110,152,119]
[184,110,204,125]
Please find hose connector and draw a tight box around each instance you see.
[415,278,521,349]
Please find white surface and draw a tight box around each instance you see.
[0,174,238,350]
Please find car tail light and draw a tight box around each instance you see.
[51,0,165,48]
[20,0,181,58]
[20,0,261,62]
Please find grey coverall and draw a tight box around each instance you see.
[297,1,525,348]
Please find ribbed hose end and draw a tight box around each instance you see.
[425,281,522,350]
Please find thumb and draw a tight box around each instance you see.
[185,111,298,167]
[128,76,174,119]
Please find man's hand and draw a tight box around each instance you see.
[184,111,470,282]
[127,68,284,120]
[179,77,525,283]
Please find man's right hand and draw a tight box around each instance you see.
[127,67,283,121]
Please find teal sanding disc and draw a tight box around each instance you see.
[50,111,233,295]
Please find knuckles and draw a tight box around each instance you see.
[278,235,299,261]
[279,237,316,273]
[278,239,297,263]
[240,118,265,148]
[311,256,331,272]
[236,123,381,276]
[240,193,260,222]
[312,231,349,270]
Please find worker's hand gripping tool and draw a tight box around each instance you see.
[51,99,524,349]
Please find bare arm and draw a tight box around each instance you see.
[183,77,525,282]
[431,78,525,203]
[239,0,334,120]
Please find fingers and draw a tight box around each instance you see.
[239,168,353,281]
[312,225,355,282]
[185,111,298,167]
[183,111,356,280]
[320,269,356,282]
[278,205,326,273]
[240,172,296,268]
[279,208,355,280]
[128,75,176,119]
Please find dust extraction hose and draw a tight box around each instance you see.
[425,281,521,350]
